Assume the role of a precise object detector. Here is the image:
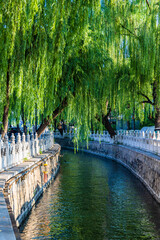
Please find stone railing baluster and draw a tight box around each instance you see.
[11,133,15,165]
[0,130,54,171]
[4,135,9,168]
[31,133,35,156]
[35,133,39,155]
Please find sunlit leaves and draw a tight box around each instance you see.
[1,0,159,137]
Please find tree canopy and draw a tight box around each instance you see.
[0,0,160,140]
[105,0,160,126]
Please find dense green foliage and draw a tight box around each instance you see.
[105,0,160,124]
[0,0,160,139]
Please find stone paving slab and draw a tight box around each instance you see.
[0,194,16,240]
[0,152,51,240]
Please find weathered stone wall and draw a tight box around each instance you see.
[56,138,160,204]
[4,144,61,227]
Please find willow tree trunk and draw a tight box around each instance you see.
[153,80,160,130]
[96,114,116,138]
[155,107,160,130]
[36,97,68,137]
[101,114,116,138]
[37,118,50,137]
[1,64,10,139]
[127,120,130,130]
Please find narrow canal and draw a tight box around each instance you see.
[20,149,160,240]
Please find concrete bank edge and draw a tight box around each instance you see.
[2,144,61,240]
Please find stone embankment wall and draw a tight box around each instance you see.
[56,138,160,204]
[4,144,61,227]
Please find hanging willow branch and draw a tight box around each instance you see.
[120,23,139,39]
[146,0,151,12]
[138,92,154,105]
[1,0,160,138]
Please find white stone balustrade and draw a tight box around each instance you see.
[0,131,54,172]
[54,129,160,156]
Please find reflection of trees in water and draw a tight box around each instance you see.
[20,150,160,240]
[20,175,61,239]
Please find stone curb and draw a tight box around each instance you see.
[0,144,60,240]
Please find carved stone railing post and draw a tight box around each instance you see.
[0,130,56,170]
[152,132,156,153]
[41,133,45,151]
[26,133,31,157]
[39,134,43,152]
[17,133,22,163]
[50,132,54,147]
[53,128,160,156]
[35,133,39,155]
[45,133,48,150]
[48,132,51,149]
[157,131,160,140]
[11,133,16,165]
[22,133,26,159]
[22,132,25,142]
[42,133,45,151]
[4,135,9,168]
[42,133,45,150]
[48,132,51,148]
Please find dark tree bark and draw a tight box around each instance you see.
[1,61,10,139]
[57,121,64,136]
[138,83,160,129]
[36,97,68,137]
[127,120,130,130]
[17,123,20,132]
[96,110,116,138]
[155,107,160,130]
[37,96,116,138]
[153,80,160,130]
[102,115,116,137]
[37,118,50,137]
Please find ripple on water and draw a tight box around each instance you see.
[20,150,160,240]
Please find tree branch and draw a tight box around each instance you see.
[52,96,68,120]
[96,109,116,138]
[138,91,153,105]
[146,0,151,12]
[120,23,139,39]
[106,107,111,118]
[140,100,153,105]
[36,96,68,137]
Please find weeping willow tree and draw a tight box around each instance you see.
[0,0,114,139]
[103,0,160,129]
[0,0,48,138]
[36,0,114,139]
[1,0,159,141]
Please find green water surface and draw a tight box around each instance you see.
[20,149,160,240]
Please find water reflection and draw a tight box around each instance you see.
[20,150,160,239]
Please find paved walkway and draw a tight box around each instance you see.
[0,153,50,240]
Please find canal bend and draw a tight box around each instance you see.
[20,149,160,240]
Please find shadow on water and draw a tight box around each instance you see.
[20,149,160,240]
